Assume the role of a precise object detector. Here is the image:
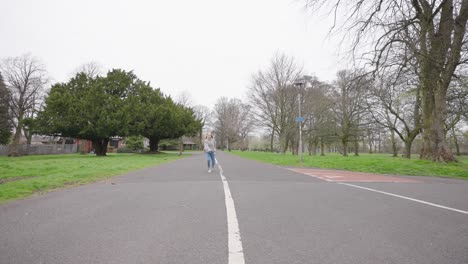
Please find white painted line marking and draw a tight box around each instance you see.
[339,182,468,215]
[215,158,246,264]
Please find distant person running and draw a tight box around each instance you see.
[204,133,216,173]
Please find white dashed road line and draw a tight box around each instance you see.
[215,158,246,264]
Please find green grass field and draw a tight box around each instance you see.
[231,151,468,179]
[0,152,184,203]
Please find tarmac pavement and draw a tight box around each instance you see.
[1,151,467,264]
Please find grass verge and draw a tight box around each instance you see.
[231,151,468,180]
[0,152,184,203]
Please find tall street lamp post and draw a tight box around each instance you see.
[294,75,312,163]
[294,78,305,163]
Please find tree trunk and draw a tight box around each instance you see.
[378,134,382,153]
[454,139,460,156]
[404,140,412,159]
[24,128,32,145]
[282,137,289,154]
[452,130,460,156]
[270,129,275,152]
[342,139,348,157]
[391,129,398,157]
[8,130,22,157]
[199,127,203,150]
[8,115,23,157]
[218,135,224,151]
[290,138,297,155]
[354,139,359,156]
[149,137,160,152]
[294,138,299,155]
[312,141,318,156]
[420,88,456,162]
[178,137,184,155]
[92,138,109,156]
[320,138,325,156]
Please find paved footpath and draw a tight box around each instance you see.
[1,152,467,264]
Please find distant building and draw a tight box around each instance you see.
[159,136,200,151]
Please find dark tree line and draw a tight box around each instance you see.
[304,0,468,162]
[0,55,201,157]
[247,52,468,159]
[0,73,11,145]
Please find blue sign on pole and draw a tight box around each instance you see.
[295,117,305,122]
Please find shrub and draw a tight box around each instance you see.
[117,147,136,153]
[125,136,144,151]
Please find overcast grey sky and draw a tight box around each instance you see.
[1,0,344,108]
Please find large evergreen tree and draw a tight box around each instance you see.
[38,69,200,155]
[38,69,137,156]
[128,83,200,152]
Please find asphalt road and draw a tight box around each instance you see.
[1,151,467,264]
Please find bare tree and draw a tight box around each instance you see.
[368,71,422,158]
[248,53,302,152]
[173,90,194,154]
[193,105,212,149]
[332,70,371,156]
[361,115,387,155]
[0,54,48,156]
[237,103,255,150]
[445,77,468,155]
[448,121,467,155]
[213,97,253,151]
[305,0,468,162]
[176,90,193,108]
[301,78,335,155]
[74,61,103,78]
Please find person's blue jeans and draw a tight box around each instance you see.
[206,151,215,169]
